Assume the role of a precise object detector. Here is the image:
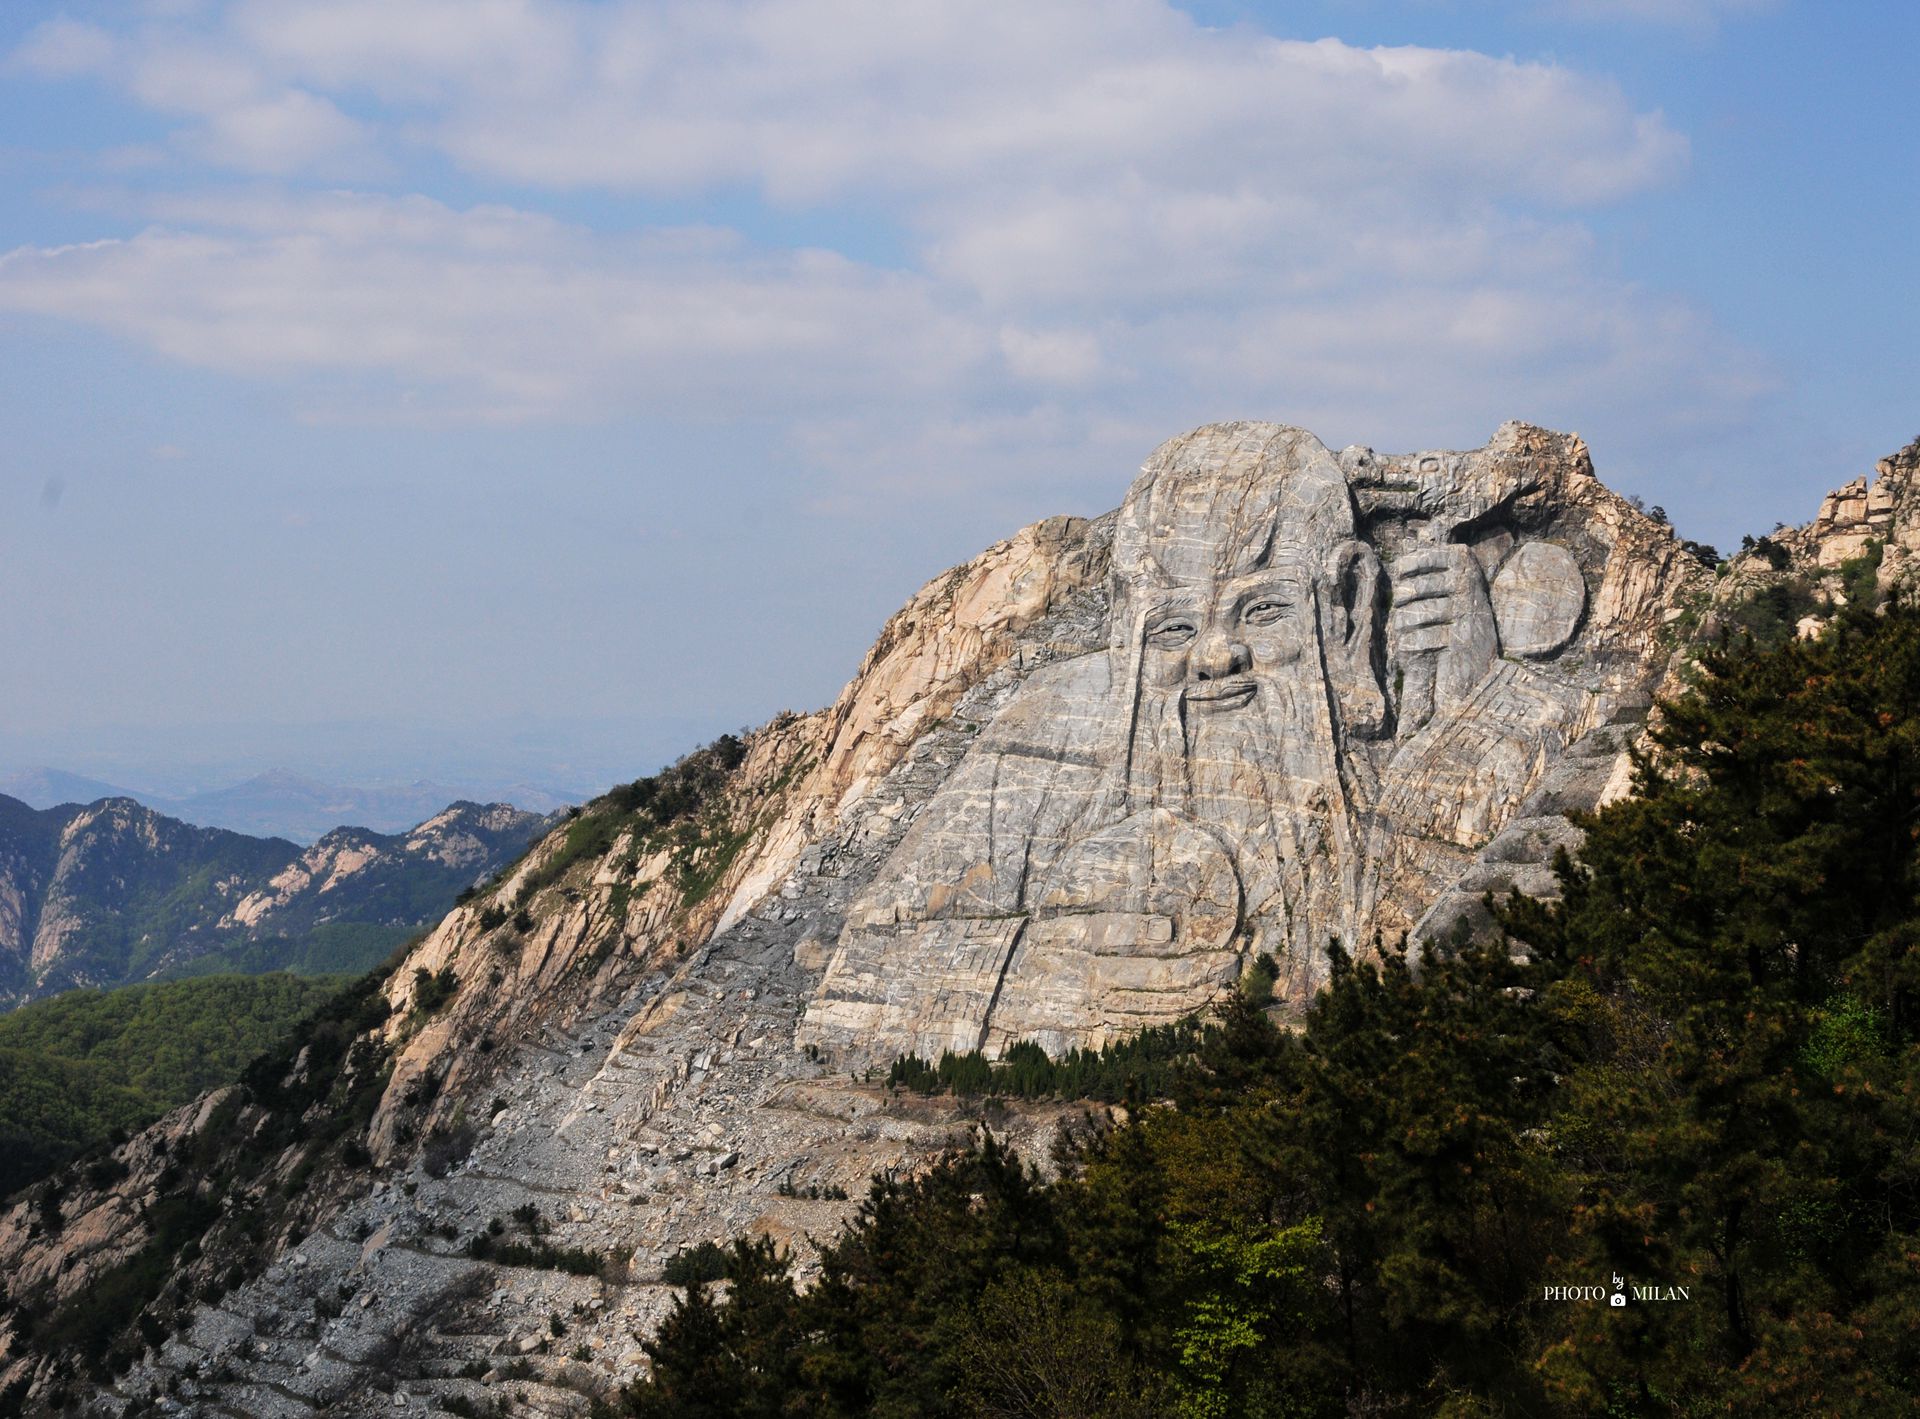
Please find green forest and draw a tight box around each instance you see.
[619,600,1920,1416]
[0,973,346,1197]
[160,920,415,980]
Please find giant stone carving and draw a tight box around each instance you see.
[800,422,1655,1060]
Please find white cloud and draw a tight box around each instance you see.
[423,13,1684,210]
[997,326,1105,386]
[15,16,379,175]
[0,182,1767,450]
[1541,0,1778,27]
[190,89,378,174]
[124,41,261,110]
[0,192,981,421]
[9,18,118,77]
[18,2,1687,205]
[0,1,1771,507]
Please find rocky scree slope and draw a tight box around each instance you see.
[0,798,557,1008]
[4,421,1911,1418]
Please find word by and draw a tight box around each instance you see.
[1542,1274,1692,1306]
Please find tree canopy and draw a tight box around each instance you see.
[0,973,347,1197]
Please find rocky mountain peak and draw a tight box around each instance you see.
[0,421,1897,1417]
[0,794,555,1009]
[1781,431,1920,577]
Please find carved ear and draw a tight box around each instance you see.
[1323,540,1389,738]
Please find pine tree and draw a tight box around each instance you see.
[1505,601,1920,1409]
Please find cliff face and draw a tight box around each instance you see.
[0,421,1893,1418]
[800,422,1698,1058]
[0,796,555,1007]
[1772,434,1920,598]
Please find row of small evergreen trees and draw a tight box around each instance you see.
[883,1022,1206,1103]
[614,598,1920,1416]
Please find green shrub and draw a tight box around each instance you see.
[1239,951,1279,1003]
[1722,575,1820,650]
[1840,537,1885,611]
[467,1234,607,1276]
[662,1240,729,1288]
[410,966,459,1016]
[885,1018,1205,1103]
[516,735,751,906]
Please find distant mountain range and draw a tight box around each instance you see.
[0,793,560,1008]
[0,767,574,843]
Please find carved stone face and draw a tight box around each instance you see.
[1112,425,1381,748]
[800,420,1621,1061]
[1139,566,1314,712]
[1100,430,1387,963]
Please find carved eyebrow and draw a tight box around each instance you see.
[1144,613,1198,643]
[1143,600,1202,626]
[1228,579,1304,608]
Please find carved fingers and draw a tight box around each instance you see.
[1389,544,1499,732]
[1389,547,1461,655]
[1323,540,1389,738]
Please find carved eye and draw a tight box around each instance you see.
[1148,619,1197,647]
[1242,598,1291,627]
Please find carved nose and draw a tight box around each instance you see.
[1191,630,1250,680]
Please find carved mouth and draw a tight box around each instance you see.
[1184,678,1257,709]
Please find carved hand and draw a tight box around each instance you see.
[1389,543,1499,733]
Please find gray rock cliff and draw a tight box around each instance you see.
[802,421,1695,1059]
[0,420,1825,1417]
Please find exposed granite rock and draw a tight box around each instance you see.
[802,421,1697,1060]
[1780,434,1920,583]
[14,421,1910,1418]
[1696,433,1918,650]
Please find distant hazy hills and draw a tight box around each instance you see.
[0,793,559,1008]
[0,767,573,843]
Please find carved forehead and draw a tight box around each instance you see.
[1141,568,1310,614]
[1115,423,1355,587]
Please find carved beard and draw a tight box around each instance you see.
[1121,612,1361,985]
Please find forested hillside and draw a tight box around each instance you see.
[624,598,1920,1416]
[0,974,347,1197]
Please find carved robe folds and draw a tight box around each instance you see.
[801,656,1246,1058]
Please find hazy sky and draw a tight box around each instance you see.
[2,0,1915,795]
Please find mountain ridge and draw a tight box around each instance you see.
[0,792,559,1008]
[0,768,575,844]
[0,421,1913,1416]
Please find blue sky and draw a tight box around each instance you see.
[1,0,1914,798]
